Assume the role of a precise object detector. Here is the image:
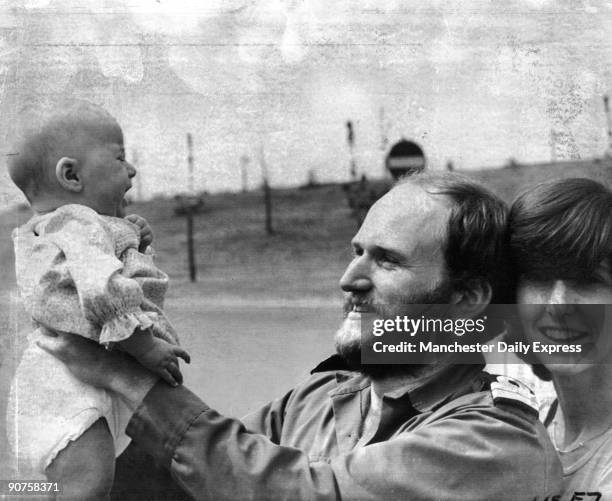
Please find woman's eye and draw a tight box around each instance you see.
[591,273,612,287]
[573,280,604,292]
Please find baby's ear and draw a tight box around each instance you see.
[55,157,82,192]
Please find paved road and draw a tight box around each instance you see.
[168,298,342,416]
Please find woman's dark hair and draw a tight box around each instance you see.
[508,177,612,380]
[509,177,612,284]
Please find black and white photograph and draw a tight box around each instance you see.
[1,1,612,499]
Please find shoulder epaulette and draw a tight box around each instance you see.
[487,374,539,416]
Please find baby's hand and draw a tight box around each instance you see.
[125,214,153,252]
[134,337,191,387]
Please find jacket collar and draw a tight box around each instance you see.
[328,362,484,413]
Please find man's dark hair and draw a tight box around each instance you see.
[507,177,612,381]
[400,172,514,304]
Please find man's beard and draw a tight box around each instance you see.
[334,280,454,379]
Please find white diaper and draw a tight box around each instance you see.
[7,329,132,476]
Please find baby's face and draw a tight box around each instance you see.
[77,121,136,216]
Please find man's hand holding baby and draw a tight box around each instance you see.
[37,330,159,411]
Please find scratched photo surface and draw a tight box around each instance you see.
[1,0,611,483]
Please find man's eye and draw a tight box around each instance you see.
[377,254,398,267]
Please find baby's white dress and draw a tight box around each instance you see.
[7,204,179,475]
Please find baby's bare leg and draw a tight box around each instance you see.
[45,418,115,500]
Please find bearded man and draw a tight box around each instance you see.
[39,172,561,500]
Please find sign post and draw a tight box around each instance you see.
[186,133,197,282]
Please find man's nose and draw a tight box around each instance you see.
[339,256,372,292]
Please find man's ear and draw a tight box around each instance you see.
[55,157,83,192]
[449,279,492,319]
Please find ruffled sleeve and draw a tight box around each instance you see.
[13,204,153,344]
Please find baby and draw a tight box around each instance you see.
[7,102,190,499]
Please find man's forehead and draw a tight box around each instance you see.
[387,182,447,210]
[354,183,450,253]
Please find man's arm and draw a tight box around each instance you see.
[128,385,561,501]
[38,332,561,501]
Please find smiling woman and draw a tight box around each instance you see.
[508,177,612,498]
